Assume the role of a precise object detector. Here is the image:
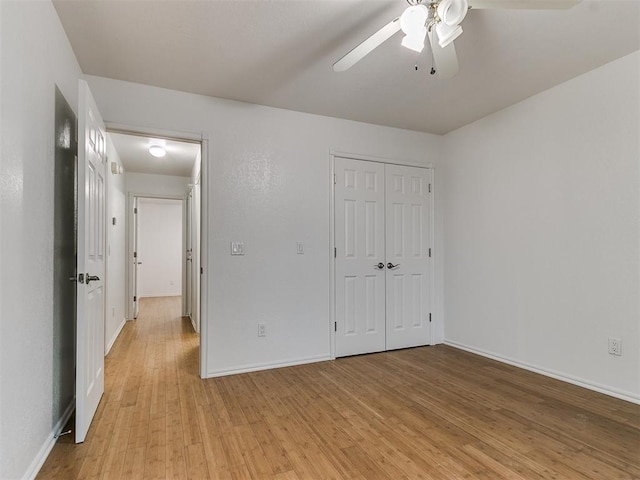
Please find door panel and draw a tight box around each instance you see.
[385,164,431,350]
[133,197,140,319]
[76,80,106,443]
[335,158,386,357]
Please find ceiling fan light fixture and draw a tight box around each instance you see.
[400,4,429,52]
[436,22,463,47]
[437,0,468,26]
[401,29,427,53]
[148,145,167,158]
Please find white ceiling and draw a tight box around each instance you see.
[109,132,200,177]
[54,0,640,135]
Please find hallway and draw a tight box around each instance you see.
[39,296,202,478]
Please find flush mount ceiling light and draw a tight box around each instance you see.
[148,145,166,158]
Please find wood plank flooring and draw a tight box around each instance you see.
[38,296,640,479]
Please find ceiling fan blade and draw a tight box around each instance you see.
[428,28,459,79]
[468,0,580,9]
[333,18,401,72]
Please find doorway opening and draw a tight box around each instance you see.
[105,130,203,374]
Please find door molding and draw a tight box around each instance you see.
[329,150,435,359]
[108,123,209,379]
[126,193,185,319]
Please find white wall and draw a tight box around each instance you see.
[442,51,640,402]
[84,75,443,377]
[137,198,183,297]
[125,171,190,197]
[0,1,83,478]
[105,137,126,354]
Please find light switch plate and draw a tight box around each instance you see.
[231,242,244,255]
[297,241,304,254]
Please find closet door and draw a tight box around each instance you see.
[384,164,432,350]
[335,157,386,357]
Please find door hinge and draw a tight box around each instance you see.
[333,174,337,185]
[200,267,203,274]
[334,247,337,258]
[134,207,138,214]
[134,296,137,302]
[429,313,432,322]
[429,248,431,258]
[334,322,337,332]
[133,251,137,258]
[428,183,432,193]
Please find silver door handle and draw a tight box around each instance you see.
[86,274,100,285]
[137,261,142,265]
[374,263,385,270]
[387,263,400,269]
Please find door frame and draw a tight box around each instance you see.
[106,123,209,378]
[126,193,186,317]
[329,150,435,359]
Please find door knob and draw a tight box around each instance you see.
[375,263,385,270]
[86,274,100,285]
[387,263,400,269]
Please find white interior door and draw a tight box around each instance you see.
[133,197,140,319]
[76,80,106,443]
[193,177,201,333]
[384,164,432,350]
[335,157,386,357]
[334,158,432,358]
[186,188,193,319]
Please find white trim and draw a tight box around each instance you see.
[445,340,640,405]
[105,123,202,144]
[428,167,435,346]
[331,149,434,169]
[126,193,185,320]
[206,355,332,378]
[329,150,336,360]
[105,318,126,355]
[24,399,75,480]
[199,137,209,379]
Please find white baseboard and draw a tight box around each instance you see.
[23,399,75,480]
[105,318,126,355]
[206,355,332,378]
[445,340,640,405]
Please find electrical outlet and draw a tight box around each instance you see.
[608,337,622,356]
[258,323,266,337]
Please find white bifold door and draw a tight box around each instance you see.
[335,157,432,357]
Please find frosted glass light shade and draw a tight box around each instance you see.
[148,145,166,158]
[401,29,427,53]
[436,22,463,47]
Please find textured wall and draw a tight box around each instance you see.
[84,75,443,377]
[0,1,83,478]
[442,51,640,401]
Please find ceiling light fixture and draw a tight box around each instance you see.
[148,145,166,158]
[435,0,468,48]
[400,4,429,53]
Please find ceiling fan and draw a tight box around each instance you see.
[333,0,581,79]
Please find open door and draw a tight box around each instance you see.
[133,196,140,319]
[76,80,106,443]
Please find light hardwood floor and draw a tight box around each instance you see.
[38,296,639,479]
